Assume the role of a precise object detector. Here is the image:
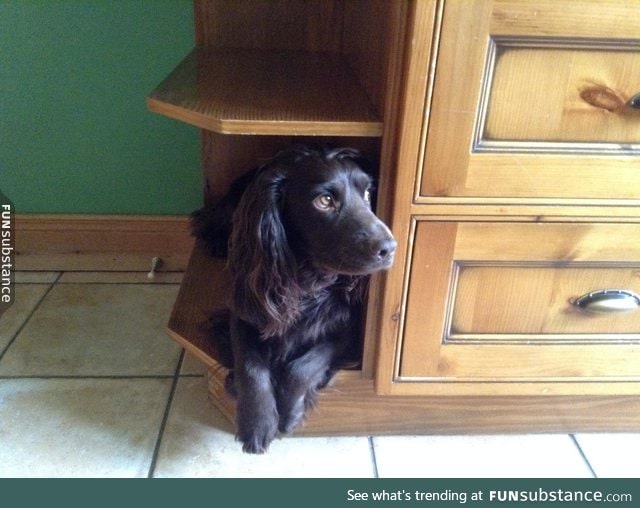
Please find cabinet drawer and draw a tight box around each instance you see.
[482,42,640,146]
[419,0,640,200]
[451,266,640,338]
[397,221,640,394]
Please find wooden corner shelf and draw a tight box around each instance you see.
[147,48,383,137]
[167,242,231,368]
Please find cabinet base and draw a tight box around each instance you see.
[204,362,640,436]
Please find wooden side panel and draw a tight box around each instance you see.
[193,0,407,121]
[194,0,344,51]
[420,0,492,196]
[200,132,289,203]
[342,0,408,118]
[399,222,457,375]
[373,0,442,392]
[167,242,233,368]
[199,133,382,204]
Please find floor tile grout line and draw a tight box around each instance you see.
[147,348,186,478]
[570,434,598,478]
[0,272,62,362]
[368,436,380,478]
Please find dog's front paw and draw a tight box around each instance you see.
[236,405,279,454]
[237,420,279,454]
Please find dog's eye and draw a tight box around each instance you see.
[313,194,335,210]
[363,188,372,203]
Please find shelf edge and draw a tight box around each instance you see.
[147,97,383,137]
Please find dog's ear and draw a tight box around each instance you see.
[228,165,301,337]
[330,146,374,174]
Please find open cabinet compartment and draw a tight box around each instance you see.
[147,0,397,138]
[149,0,408,433]
[166,239,390,433]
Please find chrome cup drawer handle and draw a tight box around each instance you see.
[573,289,640,314]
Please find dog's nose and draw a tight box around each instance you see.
[374,237,397,261]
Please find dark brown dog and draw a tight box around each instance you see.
[192,145,396,453]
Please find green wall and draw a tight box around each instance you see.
[0,1,202,215]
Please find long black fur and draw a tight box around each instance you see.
[192,145,396,453]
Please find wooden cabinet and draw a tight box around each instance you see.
[376,0,640,413]
[150,0,640,435]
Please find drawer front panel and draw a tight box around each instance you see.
[451,265,640,338]
[399,221,640,387]
[419,0,640,200]
[481,41,640,146]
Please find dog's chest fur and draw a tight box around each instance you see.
[257,280,361,366]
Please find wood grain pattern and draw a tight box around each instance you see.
[462,156,640,199]
[167,242,231,367]
[163,0,402,375]
[15,215,193,271]
[399,221,457,376]
[484,46,640,143]
[147,48,382,136]
[490,0,640,39]
[374,0,442,394]
[199,132,382,203]
[420,0,640,199]
[452,266,640,336]
[342,0,404,119]
[423,343,640,382]
[420,0,491,196]
[193,0,402,122]
[199,132,291,204]
[194,0,344,51]
[355,0,409,376]
[454,222,640,261]
[206,360,640,434]
[396,221,640,395]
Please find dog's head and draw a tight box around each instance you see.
[229,145,396,336]
[281,148,396,275]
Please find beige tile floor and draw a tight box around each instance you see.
[1,271,638,478]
